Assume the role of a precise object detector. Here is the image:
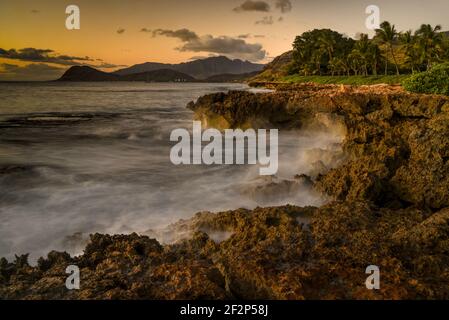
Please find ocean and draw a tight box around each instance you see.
[0,82,340,262]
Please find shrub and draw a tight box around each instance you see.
[402,63,449,95]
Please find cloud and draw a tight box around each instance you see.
[238,34,266,39]
[152,28,199,42]
[0,47,125,70]
[0,63,65,81]
[179,36,266,61]
[30,9,39,14]
[275,0,292,13]
[96,62,127,69]
[0,48,92,66]
[140,28,151,33]
[255,16,274,25]
[152,28,266,61]
[278,16,284,22]
[117,28,125,34]
[233,0,270,12]
[188,54,219,60]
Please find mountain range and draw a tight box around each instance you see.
[58,56,264,82]
[58,66,196,82]
[113,56,264,79]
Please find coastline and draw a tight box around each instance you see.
[1,83,449,299]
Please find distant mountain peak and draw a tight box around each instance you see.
[113,56,264,79]
[58,66,119,81]
[58,66,195,82]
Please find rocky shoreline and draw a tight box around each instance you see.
[1,83,449,299]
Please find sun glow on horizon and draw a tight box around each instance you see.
[1,0,449,80]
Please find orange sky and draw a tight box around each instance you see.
[1,0,449,80]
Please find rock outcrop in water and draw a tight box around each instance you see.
[1,83,449,299]
[189,83,449,209]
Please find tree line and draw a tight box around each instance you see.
[290,22,449,76]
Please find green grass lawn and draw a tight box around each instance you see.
[281,75,411,85]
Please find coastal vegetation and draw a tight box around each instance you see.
[402,62,449,95]
[290,22,448,77]
[252,21,449,92]
[282,74,408,85]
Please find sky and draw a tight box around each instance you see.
[1,0,449,80]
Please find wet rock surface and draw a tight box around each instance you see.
[2,83,449,299]
[1,203,448,299]
[189,83,449,209]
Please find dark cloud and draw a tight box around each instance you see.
[238,34,266,39]
[152,28,266,61]
[0,48,128,81]
[152,28,199,42]
[0,63,65,81]
[278,16,284,22]
[0,48,92,66]
[233,0,270,12]
[140,28,151,32]
[188,54,218,60]
[117,28,125,34]
[0,47,125,70]
[275,0,292,13]
[30,9,39,14]
[179,36,266,61]
[255,16,274,25]
[96,62,127,69]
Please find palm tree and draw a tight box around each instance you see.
[400,30,419,73]
[311,49,325,75]
[366,43,383,75]
[375,21,400,75]
[328,57,346,76]
[415,24,443,70]
[353,34,371,75]
[300,63,315,76]
[328,57,339,76]
[318,33,337,62]
[348,51,364,75]
[292,44,311,76]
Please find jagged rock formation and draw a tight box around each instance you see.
[1,203,448,299]
[2,83,449,300]
[188,83,449,209]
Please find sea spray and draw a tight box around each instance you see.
[170,121,278,175]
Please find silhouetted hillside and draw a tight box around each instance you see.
[58,66,120,81]
[113,56,264,79]
[58,66,195,82]
[119,69,195,82]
